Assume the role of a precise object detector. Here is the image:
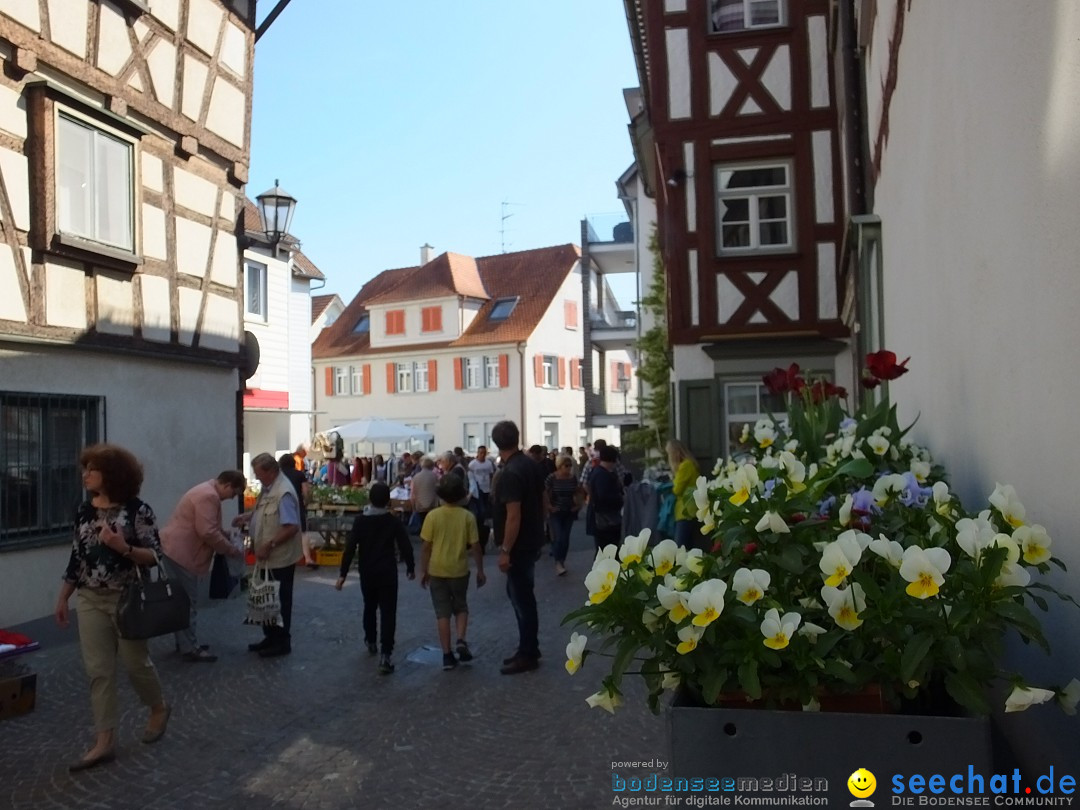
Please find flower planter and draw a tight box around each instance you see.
[669,697,992,807]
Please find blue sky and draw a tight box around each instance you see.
[250,1,641,302]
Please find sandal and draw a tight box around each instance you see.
[182,649,218,663]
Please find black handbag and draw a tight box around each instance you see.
[208,552,238,599]
[116,554,191,640]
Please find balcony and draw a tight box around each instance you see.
[583,212,635,275]
[590,310,638,351]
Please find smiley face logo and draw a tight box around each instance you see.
[847,768,877,799]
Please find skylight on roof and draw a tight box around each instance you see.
[353,314,370,333]
[489,297,519,321]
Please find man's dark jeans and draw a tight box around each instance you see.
[263,563,295,646]
[506,551,539,660]
[549,511,575,563]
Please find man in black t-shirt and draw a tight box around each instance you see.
[492,420,545,674]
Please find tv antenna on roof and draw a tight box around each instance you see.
[500,200,523,253]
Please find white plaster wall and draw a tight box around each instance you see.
[868,0,1080,764]
[0,348,237,624]
[286,275,313,450]
[368,296,458,349]
[243,248,289,393]
[309,298,344,343]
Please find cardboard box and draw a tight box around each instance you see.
[0,667,37,720]
[315,549,343,567]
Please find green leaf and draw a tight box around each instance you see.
[738,660,762,699]
[1029,594,1049,612]
[776,546,805,574]
[835,458,875,480]
[701,667,729,705]
[942,637,966,671]
[944,671,991,715]
[900,633,935,683]
[610,636,640,682]
[822,660,858,684]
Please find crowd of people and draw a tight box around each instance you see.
[53,423,700,773]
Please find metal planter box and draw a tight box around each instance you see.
[668,703,992,807]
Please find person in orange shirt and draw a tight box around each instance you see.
[159,471,246,662]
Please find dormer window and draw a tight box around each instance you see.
[385,310,405,336]
[489,297,519,321]
[709,0,785,33]
[352,315,370,333]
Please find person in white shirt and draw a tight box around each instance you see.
[467,446,497,549]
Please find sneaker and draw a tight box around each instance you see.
[502,649,542,666]
[366,642,378,656]
[442,652,458,671]
[455,640,473,663]
[378,655,394,675]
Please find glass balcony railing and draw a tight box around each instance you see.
[585,212,633,245]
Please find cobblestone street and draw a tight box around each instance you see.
[1,523,665,810]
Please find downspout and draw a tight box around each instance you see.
[517,341,527,444]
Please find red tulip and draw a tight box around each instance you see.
[762,363,805,395]
[865,350,910,381]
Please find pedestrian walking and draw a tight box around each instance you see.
[419,474,485,670]
[335,482,415,674]
[491,420,545,675]
[545,454,584,577]
[467,445,496,548]
[667,439,703,549]
[54,444,170,771]
[159,470,247,662]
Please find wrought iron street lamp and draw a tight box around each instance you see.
[255,179,297,245]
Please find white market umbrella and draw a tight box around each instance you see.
[327,418,433,445]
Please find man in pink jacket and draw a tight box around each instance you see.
[160,471,246,662]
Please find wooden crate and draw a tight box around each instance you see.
[315,548,343,567]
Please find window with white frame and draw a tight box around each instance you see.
[57,112,135,252]
[542,421,559,451]
[463,422,481,453]
[542,356,557,387]
[245,261,268,319]
[484,356,500,389]
[414,361,429,393]
[723,381,786,456]
[334,366,349,396]
[715,163,793,254]
[465,357,482,390]
[350,366,362,395]
[396,363,413,394]
[709,0,784,33]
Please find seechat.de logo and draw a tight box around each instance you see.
[848,767,877,807]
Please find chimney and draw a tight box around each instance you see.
[420,243,434,265]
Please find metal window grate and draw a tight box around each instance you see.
[0,392,102,550]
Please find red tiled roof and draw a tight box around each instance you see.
[311,294,338,324]
[311,244,581,360]
[291,249,325,280]
[364,251,488,305]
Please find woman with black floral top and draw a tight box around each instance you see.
[54,444,170,772]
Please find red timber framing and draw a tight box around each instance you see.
[641,0,848,346]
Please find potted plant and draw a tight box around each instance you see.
[564,352,1078,799]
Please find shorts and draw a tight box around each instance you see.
[429,574,470,619]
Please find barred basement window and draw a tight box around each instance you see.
[0,393,102,550]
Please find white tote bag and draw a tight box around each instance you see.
[243,562,283,627]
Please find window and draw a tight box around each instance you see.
[465,357,482,390]
[716,163,793,254]
[335,366,349,396]
[723,381,786,456]
[421,306,442,333]
[709,0,784,33]
[484,356,500,389]
[1,393,101,549]
[58,112,134,252]
[352,314,370,333]
[414,361,429,393]
[489,297,518,320]
[463,422,481,454]
[350,366,362,395]
[542,356,557,387]
[396,363,413,393]
[386,310,405,336]
[543,421,559,451]
[245,261,267,319]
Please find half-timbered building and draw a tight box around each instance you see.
[624,0,852,463]
[0,0,254,624]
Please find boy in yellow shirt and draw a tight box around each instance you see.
[419,474,486,669]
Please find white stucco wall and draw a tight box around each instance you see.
[866,0,1080,764]
[368,296,459,349]
[243,247,290,394]
[0,348,237,624]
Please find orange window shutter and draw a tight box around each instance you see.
[558,356,567,388]
[363,364,372,395]
[432,307,442,331]
[428,359,438,391]
[325,366,334,396]
[498,354,509,388]
[386,362,396,394]
[534,355,544,387]
[571,358,579,389]
[611,361,619,392]
[454,357,464,390]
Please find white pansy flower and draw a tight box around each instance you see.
[797,622,827,640]
[1059,679,1080,716]
[868,534,904,568]
[676,624,705,655]
[821,583,866,631]
[688,578,728,627]
[584,559,621,604]
[595,544,618,562]
[910,460,931,483]
[754,421,777,449]
[732,567,770,606]
[754,510,790,535]
[932,481,952,516]
[819,530,869,587]
[656,583,691,623]
[872,473,907,506]
[619,529,651,568]
[1012,524,1052,566]
[989,483,1026,528]
[760,609,801,650]
[585,689,622,714]
[728,465,760,506]
[838,494,854,527]
[676,546,704,576]
[649,539,680,577]
[867,435,890,456]
[565,632,587,675]
[1004,685,1055,713]
[661,671,682,691]
[956,513,997,561]
[899,546,952,599]
[783,439,800,453]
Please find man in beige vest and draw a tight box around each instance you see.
[235,453,301,657]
